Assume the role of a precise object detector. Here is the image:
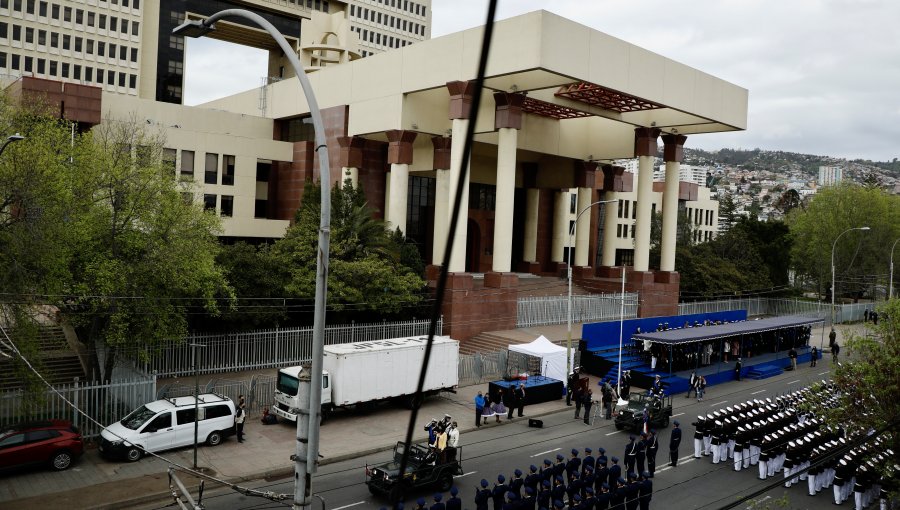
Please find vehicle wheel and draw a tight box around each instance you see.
[50,450,73,471]
[437,472,454,492]
[615,423,624,430]
[206,431,223,446]
[367,483,377,495]
[125,446,142,462]
[389,485,405,504]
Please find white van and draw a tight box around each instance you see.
[99,393,235,462]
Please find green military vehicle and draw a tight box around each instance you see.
[614,393,674,432]
[366,441,463,504]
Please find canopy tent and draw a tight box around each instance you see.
[631,315,824,345]
[508,335,575,384]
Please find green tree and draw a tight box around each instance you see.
[211,242,289,330]
[274,181,426,322]
[787,184,900,300]
[718,193,738,231]
[64,116,232,381]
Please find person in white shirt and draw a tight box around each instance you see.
[446,422,460,462]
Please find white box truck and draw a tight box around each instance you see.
[272,336,459,422]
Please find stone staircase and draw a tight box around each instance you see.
[515,275,590,299]
[0,326,86,391]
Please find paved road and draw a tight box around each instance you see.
[145,359,839,510]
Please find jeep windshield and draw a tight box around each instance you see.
[120,405,158,430]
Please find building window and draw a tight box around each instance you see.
[110,17,117,32]
[119,45,126,60]
[25,27,33,44]
[130,47,137,62]
[129,74,136,89]
[87,11,94,26]
[73,65,80,80]
[51,4,58,19]
[169,35,183,50]
[131,21,139,36]
[0,52,6,69]
[623,200,630,219]
[75,8,83,24]
[74,37,82,52]
[84,67,92,82]
[99,14,106,29]
[0,23,6,39]
[61,62,68,77]
[49,60,57,76]
[35,58,43,74]
[180,150,194,180]
[616,224,622,238]
[220,196,233,217]
[118,71,125,87]
[162,148,176,175]
[204,153,218,184]
[569,193,577,214]
[222,155,235,186]
[12,25,20,42]
[37,29,45,46]
[39,1,46,17]
[97,42,105,56]
[51,32,58,48]
[96,69,103,83]
[62,34,70,50]
[63,6,71,22]
[203,194,216,211]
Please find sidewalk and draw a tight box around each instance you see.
[1,375,600,510]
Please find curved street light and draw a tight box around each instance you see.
[831,226,870,326]
[0,134,25,158]
[566,198,616,404]
[174,12,331,509]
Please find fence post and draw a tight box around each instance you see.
[72,377,80,432]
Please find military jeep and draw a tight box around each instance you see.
[614,393,673,432]
[366,441,463,504]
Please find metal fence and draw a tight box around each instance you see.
[458,350,508,387]
[516,293,638,328]
[677,297,871,325]
[0,377,157,439]
[139,318,441,378]
[156,374,277,417]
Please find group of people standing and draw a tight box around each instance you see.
[424,414,460,464]
[474,384,526,427]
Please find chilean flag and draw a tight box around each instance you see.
[642,409,650,436]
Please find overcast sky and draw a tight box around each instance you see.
[184,0,900,162]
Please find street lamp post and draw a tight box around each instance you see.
[566,198,615,404]
[189,342,206,470]
[890,238,900,300]
[831,226,870,327]
[0,134,25,158]
[174,12,332,509]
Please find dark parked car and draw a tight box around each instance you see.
[0,420,84,472]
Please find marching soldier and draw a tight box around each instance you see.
[430,493,446,510]
[608,457,622,490]
[566,449,582,479]
[596,483,611,510]
[521,487,535,510]
[524,464,540,495]
[446,487,462,510]
[492,475,509,510]
[711,420,723,464]
[476,479,492,510]
[537,480,552,510]
[510,469,524,498]
[638,472,653,510]
[582,447,596,476]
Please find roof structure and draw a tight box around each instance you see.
[632,316,824,345]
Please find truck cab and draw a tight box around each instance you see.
[272,367,332,422]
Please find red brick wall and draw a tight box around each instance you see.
[441,273,518,342]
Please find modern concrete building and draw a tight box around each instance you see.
[3,10,747,342]
[818,165,843,187]
[347,0,431,57]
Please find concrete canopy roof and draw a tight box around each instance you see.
[203,10,748,160]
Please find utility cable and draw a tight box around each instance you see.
[397,0,500,483]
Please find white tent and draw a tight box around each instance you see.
[508,335,575,384]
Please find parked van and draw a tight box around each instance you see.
[99,393,235,462]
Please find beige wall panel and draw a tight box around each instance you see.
[350,50,404,103]
[585,32,632,92]
[557,117,591,159]
[626,46,667,103]
[538,12,592,82]
[402,91,452,138]
[519,115,561,156]
[661,59,698,113]
[222,218,290,238]
[348,96,403,135]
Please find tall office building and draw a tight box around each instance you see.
[0,0,362,105]
[346,0,431,57]
[818,165,843,187]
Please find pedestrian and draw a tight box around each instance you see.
[446,422,459,462]
[475,391,486,428]
[864,308,869,322]
[686,371,697,399]
[734,358,742,381]
[601,380,613,420]
[573,384,584,419]
[810,346,818,367]
[829,327,837,348]
[505,384,517,420]
[832,342,840,363]
[696,375,706,402]
[669,420,682,467]
[582,389,594,425]
[515,383,526,417]
[872,310,879,325]
[788,347,798,371]
[234,402,246,443]
[490,390,506,424]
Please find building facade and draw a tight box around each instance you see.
[347,0,431,57]
[3,10,747,342]
[818,165,843,187]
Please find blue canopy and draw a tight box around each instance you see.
[631,315,824,345]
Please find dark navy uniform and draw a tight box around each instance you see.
[510,469,524,498]
[624,437,637,474]
[446,487,462,510]
[582,448,596,476]
[635,435,647,475]
[646,432,659,474]
[476,481,491,510]
[608,458,622,490]
[493,476,510,510]
[669,421,682,466]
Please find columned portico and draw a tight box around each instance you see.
[660,134,688,272]
[446,81,474,273]
[385,130,417,234]
[600,164,625,267]
[431,136,452,265]
[492,91,525,273]
[574,161,598,268]
[633,127,661,272]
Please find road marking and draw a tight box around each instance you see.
[679,454,695,461]
[672,412,684,417]
[334,502,366,510]
[818,371,830,376]
[531,448,560,458]
[710,401,728,407]
[606,431,620,436]
[787,379,801,385]
[657,465,671,473]
[455,471,477,478]
[751,390,766,395]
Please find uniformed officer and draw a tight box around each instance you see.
[430,493,446,510]
[608,457,622,490]
[476,479,492,510]
[624,436,637,474]
[582,465,595,496]
[566,449,581,479]
[638,472,653,510]
[646,430,659,475]
[551,475,566,503]
[610,479,626,510]
[582,447,595,476]
[510,469,524,498]
[635,433,647,475]
[540,459,554,484]
[446,486,462,510]
[537,480,552,510]
[493,475,510,510]
[566,471,582,504]
[415,497,427,510]
[596,483,611,510]
[595,450,609,493]
[524,464,540,495]
[502,491,518,510]
[691,415,705,458]
[554,454,567,479]
[711,420,723,464]
[521,486,536,510]
[669,420,682,467]
[624,472,640,510]
[583,486,597,510]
